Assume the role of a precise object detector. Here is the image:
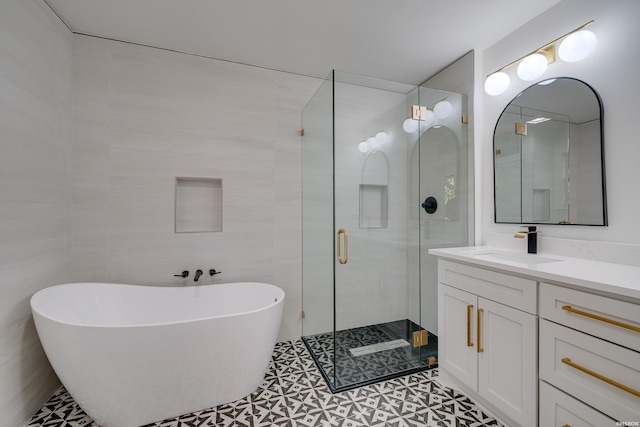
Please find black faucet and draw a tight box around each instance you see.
[194,269,203,282]
[515,226,538,254]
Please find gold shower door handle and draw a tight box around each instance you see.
[337,228,348,264]
[477,308,484,353]
[467,305,474,347]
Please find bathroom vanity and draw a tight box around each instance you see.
[429,247,640,427]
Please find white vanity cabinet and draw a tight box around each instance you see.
[437,260,538,427]
[431,246,640,427]
[539,283,640,422]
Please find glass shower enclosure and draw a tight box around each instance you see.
[302,70,469,392]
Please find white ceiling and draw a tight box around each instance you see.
[45,0,562,85]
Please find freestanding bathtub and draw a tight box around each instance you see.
[30,282,284,427]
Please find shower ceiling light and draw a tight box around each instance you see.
[527,117,551,124]
[484,20,596,96]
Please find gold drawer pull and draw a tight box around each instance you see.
[562,305,640,333]
[477,308,484,353]
[467,305,474,347]
[561,357,640,398]
[562,425,570,427]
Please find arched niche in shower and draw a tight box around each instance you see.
[359,150,389,229]
[410,126,459,223]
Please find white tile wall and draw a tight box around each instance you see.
[0,0,73,425]
[71,35,322,342]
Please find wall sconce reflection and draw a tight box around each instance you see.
[402,100,452,134]
[358,131,389,153]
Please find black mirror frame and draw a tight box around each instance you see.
[492,77,607,226]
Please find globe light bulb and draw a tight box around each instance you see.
[375,131,388,146]
[403,118,419,133]
[422,109,436,126]
[433,101,453,119]
[366,137,378,149]
[358,142,369,153]
[484,72,510,96]
[517,53,548,81]
[559,30,597,62]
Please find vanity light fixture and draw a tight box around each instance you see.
[358,131,389,153]
[402,99,452,134]
[485,20,596,96]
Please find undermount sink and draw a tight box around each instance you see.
[472,251,563,266]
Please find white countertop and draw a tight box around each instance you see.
[429,246,640,302]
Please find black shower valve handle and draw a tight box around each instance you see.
[174,270,189,278]
[209,269,222,276]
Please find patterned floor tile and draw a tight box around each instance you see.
[27,339,504,427]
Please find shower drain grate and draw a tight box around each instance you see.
[348,338,410,357]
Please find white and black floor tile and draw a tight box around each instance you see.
[27,339,504,427]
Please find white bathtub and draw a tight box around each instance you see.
[30,282,284,427]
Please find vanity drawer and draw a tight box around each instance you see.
[540,319,640,421]
[539,380,615,427]
[540,283,640,352]
[438,260,537,314]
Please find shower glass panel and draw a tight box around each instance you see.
[302,70,468,392]
[494,104,569,223]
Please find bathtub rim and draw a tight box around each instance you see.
[30,281,285,329]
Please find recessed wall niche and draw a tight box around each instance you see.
[175,177,223,233]
[360,151,389,229]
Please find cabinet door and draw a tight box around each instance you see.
[438,284,477,390]
[539,381,615,427]
[478,297,537,427]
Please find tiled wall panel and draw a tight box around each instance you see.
[71,35,322,342]
[0,1,72,425]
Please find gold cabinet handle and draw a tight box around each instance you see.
[337,228,348,264]
[562,425,570,427]
[561,357,640,398]
[477,308,484,353]
[467,305,474,347]
[562,305,640,333]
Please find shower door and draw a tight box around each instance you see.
[302,71,426,391]
[302,70,468,392]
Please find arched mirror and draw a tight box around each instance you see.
[493,77,607,225]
